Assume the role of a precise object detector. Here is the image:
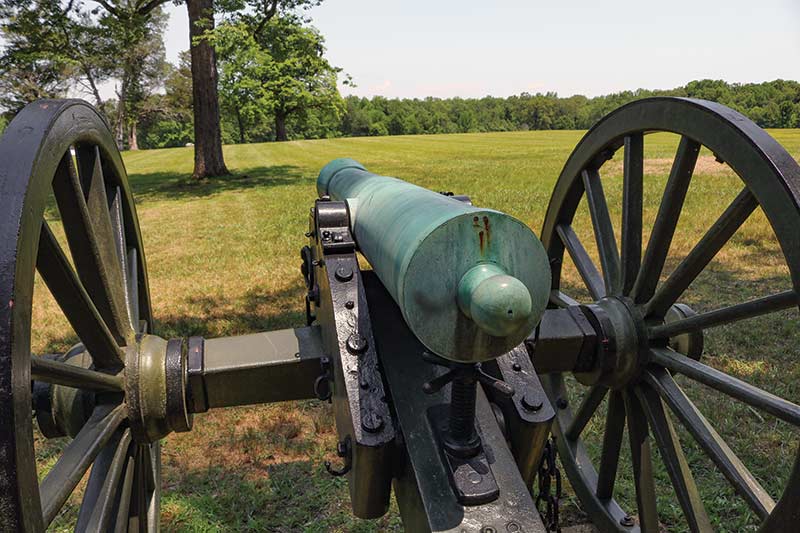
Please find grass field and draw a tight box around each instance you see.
[32,128,800,531]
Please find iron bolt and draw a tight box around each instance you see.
[345,300,355,309]
[512,362,522,372]
[521,392,543,412]
[335,265,353,282]
[505,522,522,533]
[361,411,384,433]
[322,230,331,240]
[620,515,634,527]
[480,527,497,533]
[556,397,568,409]
[346,333,368,354]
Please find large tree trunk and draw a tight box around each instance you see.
[187,0,229,178]
[275,109,288,142]
[128,121,139,151]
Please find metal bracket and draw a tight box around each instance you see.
[309,200,395,519]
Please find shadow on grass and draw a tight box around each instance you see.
[161,461,400,532]
[154,282,307,340]
[128,164,312,203]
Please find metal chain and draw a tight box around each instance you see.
[536,436,562,532]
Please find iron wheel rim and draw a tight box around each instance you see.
[539,97,800,532]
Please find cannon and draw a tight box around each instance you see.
[1,97,800,532]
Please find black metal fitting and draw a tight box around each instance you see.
[324,436,352,477]
[186,336,208,414]
[314,356,332,402]
[165,338,193,433]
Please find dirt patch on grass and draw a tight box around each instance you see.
[602,155,737,178]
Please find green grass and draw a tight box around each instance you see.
[33,128,800,531]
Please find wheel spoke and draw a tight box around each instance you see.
[53,149,132,348]
[623,390,660,531]
[649,290,797,338]
[556,224,605,300]
[108,184,133,321]
[632,136,700,303]
[646,188,757,318]
[127,247,140,330]
[596,390,625,500]
[31,356,123,392]
[582,169,621,295]
[114,447,137,533]
[645,368,775,519]
[621,133,643,295]
[40,404,126,526]
[637,385,712,532]
[37,222,125,369]
[650,348,800,426]
[75,429,132,532]
[566,385,607,440]
[549,289,579,308]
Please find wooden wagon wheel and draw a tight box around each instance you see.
[539,97,800,532]
[0,100,160,532]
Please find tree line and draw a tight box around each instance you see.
[140,78,800,147]
[2,4,799,164]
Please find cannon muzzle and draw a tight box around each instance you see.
[317,158,551,363]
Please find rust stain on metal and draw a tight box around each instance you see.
[482,216,491,251]
[473,216,486,254]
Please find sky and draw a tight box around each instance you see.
[157,0,800,100]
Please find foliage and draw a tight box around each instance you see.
[0,1,115,112]
[335,80,800,138]
[210,14,343,142]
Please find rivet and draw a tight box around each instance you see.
[361,411,384,433]
[481,527,497,533]
[346,333,368,354]
[345,300,355,309]
[521,392,543,412]
[512,362,522,372]
[335,265,353,282]
[556,397,568,409]
[505,522,522,533]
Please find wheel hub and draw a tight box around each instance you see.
[579,298,703,390]
[125,334,193,443]
[33,334,192,445]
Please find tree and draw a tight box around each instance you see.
[257,16,342,141]
[212,15,342,142]
[96,6,168,149]
[0,1,115,112]
[185,0,228,176]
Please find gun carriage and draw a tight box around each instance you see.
[1,97,800,532]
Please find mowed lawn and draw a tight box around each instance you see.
[32,128,800,531]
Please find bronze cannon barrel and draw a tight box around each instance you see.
[317,159,551,363]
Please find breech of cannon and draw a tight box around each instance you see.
[317,158,551,363]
